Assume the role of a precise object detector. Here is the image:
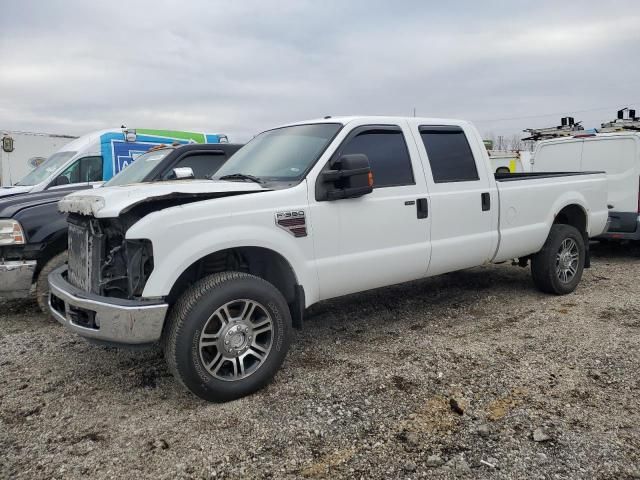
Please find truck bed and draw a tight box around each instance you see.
[493,170,609,263]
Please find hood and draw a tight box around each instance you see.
[0,186,93,218]
[59,180,268,218]
[0,185,34,198]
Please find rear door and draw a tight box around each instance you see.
[409,122,497,276]
[580,136,639,231]
[309,120,431,300]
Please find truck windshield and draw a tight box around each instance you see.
[16,151,77,186]
[104,148,172,186]
[214,123,341,182]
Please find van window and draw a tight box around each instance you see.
[535,142,582,172]
[420,126,479,183]
[339,129,414,187]
[56,156,103,184]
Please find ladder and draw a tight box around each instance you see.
[522,117,585,141]
[599,108,640,132]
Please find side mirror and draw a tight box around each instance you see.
[54,175,70,186]
[168,167,195,180]
[319,154,373,201]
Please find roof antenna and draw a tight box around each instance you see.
[413,107,416,117]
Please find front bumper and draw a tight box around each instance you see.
[0,260,37,298]
[48,265,168,345]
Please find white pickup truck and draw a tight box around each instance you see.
[49,116,609,402]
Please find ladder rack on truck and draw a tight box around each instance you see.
[522,117,584,141]
[599,108,640,133]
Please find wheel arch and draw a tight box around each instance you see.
[164,246,306,328]
[553,203,588,234]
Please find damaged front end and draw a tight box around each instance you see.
[67,213,154,299]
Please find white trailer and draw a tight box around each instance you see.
[0,130,77,187]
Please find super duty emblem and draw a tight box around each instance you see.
[275,210,307,237]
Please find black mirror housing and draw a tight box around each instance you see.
[317,154,373,201]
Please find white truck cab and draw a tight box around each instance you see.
[49,116,608,402]
[531,132,640,239]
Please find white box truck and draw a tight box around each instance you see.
[0,130,77,186]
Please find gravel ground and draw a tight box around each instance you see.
[1,242,639,480]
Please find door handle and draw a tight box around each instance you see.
[417,198,428,219]
[481,192,490,211]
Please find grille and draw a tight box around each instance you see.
[68,223,91,291]
[67,218,103,293]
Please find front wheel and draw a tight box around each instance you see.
[36,251,68,315]
[531,224,585,295]
[163,271,292,402]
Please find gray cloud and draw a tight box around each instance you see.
[1,0,639,141]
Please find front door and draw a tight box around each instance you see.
[309,121,432,300]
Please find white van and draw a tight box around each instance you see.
[0,127,228,198]
[531,132,640,239]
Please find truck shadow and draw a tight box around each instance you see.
[590,240,640,260]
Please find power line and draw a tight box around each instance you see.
[473,101,640,124]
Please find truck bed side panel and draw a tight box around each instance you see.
[493,174,608,262]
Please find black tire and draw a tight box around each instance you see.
[35,251,68,315]
[163,271,292,402]
[531,224,585,295]
[496,167,511,174]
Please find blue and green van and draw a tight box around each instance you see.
[0,127,227,198]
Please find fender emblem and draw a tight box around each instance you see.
[275,210,307,237]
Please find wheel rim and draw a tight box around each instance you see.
[198,299,273,382]
[556,238,579,283]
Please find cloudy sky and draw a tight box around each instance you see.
[1,0,639,142]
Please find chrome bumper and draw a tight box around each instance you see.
[0,260,37,298]
[48,265,168,345]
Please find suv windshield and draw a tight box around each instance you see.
[105,148,172,187]
[214,123,341,182]
[16,151,77,186]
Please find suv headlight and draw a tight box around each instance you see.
[0,219,25,245]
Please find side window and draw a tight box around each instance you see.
[420,127,479,183]
[56,156,103,184]
[80,156,103,182]
[58,159,81,184]
[170,153,226,179]
[339,129,414,188]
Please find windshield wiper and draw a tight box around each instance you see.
[218,173,264,184]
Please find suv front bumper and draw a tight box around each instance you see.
[0,260,37,298]
[48,266,168,345]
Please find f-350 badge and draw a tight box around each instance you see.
[275,210,307,237]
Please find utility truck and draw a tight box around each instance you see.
[49,116,609,402]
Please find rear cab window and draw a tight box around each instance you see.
[419,126,479,183]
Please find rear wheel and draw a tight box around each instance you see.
[531,224,585,295]
[35,251,68,315]
[163,271,292,402]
